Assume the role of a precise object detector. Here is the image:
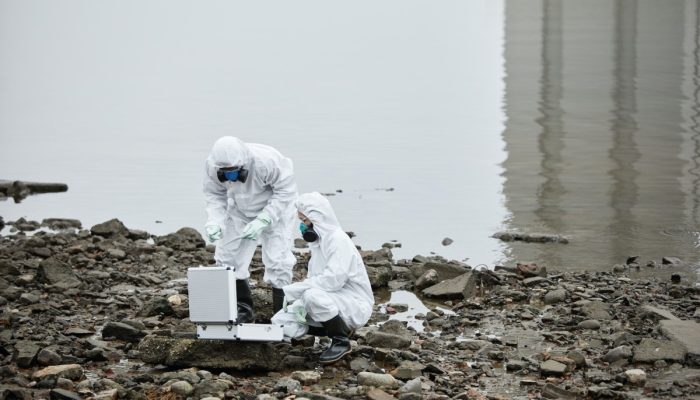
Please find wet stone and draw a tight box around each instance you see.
[102,322,146,342]
[624,369,646,386]
[49,389,82,400]
[274,378,302,393]
[37,348,62,366]
[543,288,567,305]
[577,319,601,330]
[14,341,40,368]
[415,269,439,290]
[170,381,195,396]
[603,346,633,363]
[33,364,84,381]
[357,372,399,389]
[290,370,321,385]
[390,361,425,380]
[633,338,687,363]
[540,360,567,377]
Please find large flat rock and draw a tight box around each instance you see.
[633,338,687,363]
[660,320,700,366]
[137,336,289,371]
[422,272,478,299]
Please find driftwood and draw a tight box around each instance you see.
[0,180,68,202]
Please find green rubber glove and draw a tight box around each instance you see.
[242,212,272,240]
[205,224,222,243]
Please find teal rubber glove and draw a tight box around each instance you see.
[242,212,272,240]
[294,305,308,324]
[205,224,222,243]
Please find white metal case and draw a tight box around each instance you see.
[187,266,284,342]
[187,266,237,323]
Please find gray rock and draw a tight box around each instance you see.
[580,301,611,320]
[274,378,302,393]
[137,336,286,370]
[290,370,321,385]
[156,227,205,251]
[357,372,399,389]
[640,304,680,321]
[540,360,567,376]
[441,237,453,246]
[410,261,470,282]
[415,269,439,290]
[19,292,40,305]
[603,346,633,363]
[633,338,687,363]
[14,341,40,368]
[578,320,601,330]
[541,383,578,399]
[366,265,392,289]
[516,262,547,278]
[49,389,82,400]
[170,381,194,396]
[33,364,84,381]
[0,260,20,276]
[0,388,32,400]
[543,288,567,305]
[37,348,62,366]
[102,322,145,342]
[661,257,682,265]
[367,331,412,349]
[399,378,421,394]
[624,369,646,386]
[37,258,81,289]
[522,277,549,287]
[90,218,129,237]
[138,298,174,317]
[193,379,229,398]
[390,361,425,380]
[41,218,82,230]
[566,350,587,367]
[660,319,700,366]
[422,272,478,299]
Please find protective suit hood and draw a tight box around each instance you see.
[296,192,342,243]
[208,136,252,168]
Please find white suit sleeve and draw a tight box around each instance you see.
[203,163,228,226]
[283,243,350,301]
[259,158,297,224]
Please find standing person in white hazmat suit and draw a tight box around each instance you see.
[203,136,297,323]
[273,192,374,364]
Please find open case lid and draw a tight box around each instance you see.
[187,266,237,323]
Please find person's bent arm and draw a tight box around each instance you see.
[203,163,228,227]
[260,158,297,224]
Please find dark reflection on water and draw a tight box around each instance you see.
[501,0,700,279]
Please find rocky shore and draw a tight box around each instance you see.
[0,217,699,400]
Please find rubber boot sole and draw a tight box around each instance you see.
[319,347,352,364]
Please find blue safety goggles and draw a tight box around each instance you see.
[217,166,248,183]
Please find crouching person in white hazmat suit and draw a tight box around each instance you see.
[203,136,297,323]
[272,192,374,364]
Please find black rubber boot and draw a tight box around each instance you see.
[318,315,352,364]
[272,288,285,314]
[235,279,255,323]
[306,325,328,337]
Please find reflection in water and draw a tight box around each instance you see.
[501,0,700,278]
[534,0,566,266]
[686,1,700,227]
[608,0,640,262]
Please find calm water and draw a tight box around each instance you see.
[1,1,698,279]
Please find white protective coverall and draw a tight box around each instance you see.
[203,136,297,288]
[273,192,374,338]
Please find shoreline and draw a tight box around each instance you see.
[0,217,699,399]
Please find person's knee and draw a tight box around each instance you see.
[302,288,331,309]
